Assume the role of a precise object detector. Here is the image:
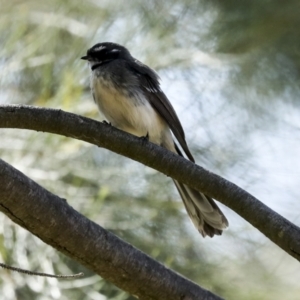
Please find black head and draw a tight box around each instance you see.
[81,42,132,64]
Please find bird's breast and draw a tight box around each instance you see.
[91,74,168,145]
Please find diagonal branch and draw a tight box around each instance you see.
[0,158,223,300]
[0,104,300,262]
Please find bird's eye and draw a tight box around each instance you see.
[110,49,120,53]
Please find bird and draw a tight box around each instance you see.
[81,42,228,237]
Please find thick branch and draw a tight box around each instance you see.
[0,159,221,300]
[0,105,300,262]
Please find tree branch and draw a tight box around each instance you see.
[0,104,299,262]
[0,158,222,300]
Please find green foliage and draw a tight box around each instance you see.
[210,0,300,98]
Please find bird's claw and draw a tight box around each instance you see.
[102,120,112,126]
[139,132,149,141]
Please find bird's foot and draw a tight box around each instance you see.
[102,120,112,126]
[139,132,149,141]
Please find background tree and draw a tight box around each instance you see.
[0,0,299,299]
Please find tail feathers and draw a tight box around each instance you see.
[173,180,228,238]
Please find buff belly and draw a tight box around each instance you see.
[91,75,175,151]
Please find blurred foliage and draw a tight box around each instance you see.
[210,0,300,102]
[0,0,299,299]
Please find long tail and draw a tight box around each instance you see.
[160,132,228,237]
[173,180,228,237]
[170,142,228,237]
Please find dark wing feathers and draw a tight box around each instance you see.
[129,60,195,162]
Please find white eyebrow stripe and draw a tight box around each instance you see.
[95,46,106,51]
[111,49,120,53]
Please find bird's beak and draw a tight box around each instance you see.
[81,55,89,60]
